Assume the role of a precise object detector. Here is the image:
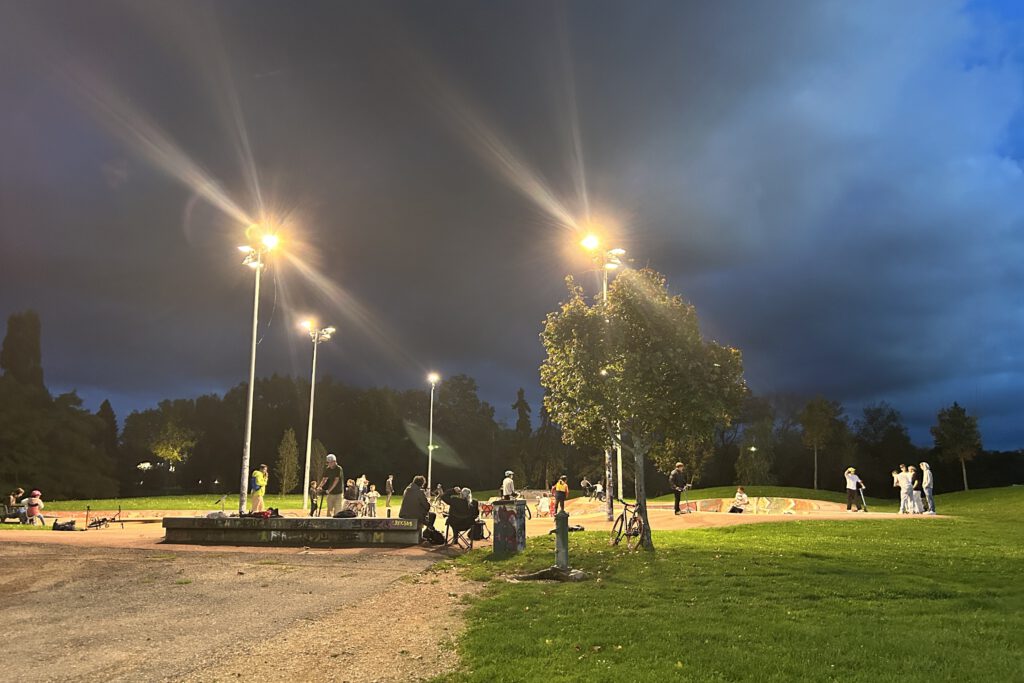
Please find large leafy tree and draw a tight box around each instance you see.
[931,402,982,491]
[799,396,845,489]
[0,310,44,388]
[276,427,299,494]
[854,401,916,495]
[540,269,746,550]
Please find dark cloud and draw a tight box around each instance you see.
[2,0,1023,448]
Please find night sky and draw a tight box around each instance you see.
[2,1,1023,448]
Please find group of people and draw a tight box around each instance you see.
[844,463,937,514]
[399,474,480,543]
[307,453,397,517]
[2,487,45,525]
[891,462,937,514]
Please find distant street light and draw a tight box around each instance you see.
[236,228,278,514]
[301,319,335,513]
[581,233,627,515]
[427,372,440,490]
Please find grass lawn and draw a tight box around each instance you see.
[441,486,1024,682]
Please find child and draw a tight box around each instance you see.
[22,489,44,526]
[308,480,320,516]
[729,486,749,513]
[364,484,380,517]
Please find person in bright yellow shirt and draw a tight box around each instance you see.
[554,475,570,513]
[251,464,269,512]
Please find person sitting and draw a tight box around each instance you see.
[537,492,551,517]
[3,487,25,523]
[22,489,45,525]
[728,486,749,514]
[342,479,364,515]
[442,487,479,546]
[399,475,434,539]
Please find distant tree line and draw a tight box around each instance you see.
[1,310,1021,500]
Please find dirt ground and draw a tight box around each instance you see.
[0,500,933,682]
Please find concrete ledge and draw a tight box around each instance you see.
[162,516,421,547]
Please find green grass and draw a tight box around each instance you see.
[442,486,1024,682]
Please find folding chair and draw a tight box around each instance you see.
[444,515,475,550]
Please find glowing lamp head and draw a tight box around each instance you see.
[300,319,313,330]
[261,233,279,251]
[427,372,441,384]
[604,262,620,270]
[580,234,600,251]
[610,248,626,256]
[323,326,336,336]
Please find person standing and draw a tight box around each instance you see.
[669,462,687,515]
[579,476,593,499]
[920,462,936,514]
[385,475,395,508]
[554,475,569,514]
[365,484,380,517]
[308,480,320,516]
[908,466,924,514]
[250,464,268,512]
[896,465,913,514]
[501,470,516,500]
[844,467,864,512]
[318,454,344,517]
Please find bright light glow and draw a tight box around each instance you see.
[428,372,441,384]
[238,245,254,253]
[300,319,313,330]
[261,233,279,251]
[580,234,600,251]
[610,248,626,256]
[605,262,620,270]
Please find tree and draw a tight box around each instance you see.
[799,396,844,489]
[931,402,981,491]
[311,438,327,484]
[512,388,532,436]
[736,418,777,485]
[276,428,299,494]
[1,310,44,387]
[854,402,916,496]
[540,270,746,550]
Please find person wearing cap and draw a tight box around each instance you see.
[844,467,864,512]
[317,454,344,516]
[669,462,688,515]
[250,464,268,512]
[554,475,570,514]
[501,470,516,500]
[21,489,45,526]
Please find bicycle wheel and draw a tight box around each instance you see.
[626,516,645,551]
[610,513,626,546]
[524,504,532,520]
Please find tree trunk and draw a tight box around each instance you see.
[633,439,654,551]
[960,456,969,491]
[813,444,818,490]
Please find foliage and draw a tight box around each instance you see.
[540,270,747,549]
[276,428,299,494]
[799,396,845,489]
[931,401,982,491]
[735,417,777,485]
[0,310,44,387]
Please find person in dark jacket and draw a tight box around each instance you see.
[442,487,479,541]
[669,462,688,515]
[399,475,433,537]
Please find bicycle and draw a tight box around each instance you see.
[610,498,645,551]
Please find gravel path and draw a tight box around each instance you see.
[0,543,474,682]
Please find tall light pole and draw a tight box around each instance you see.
[423,374,440,491]
[301,320,335,514]
[427,372,440,490]
[237,232,279,514]
[581,233,626,520]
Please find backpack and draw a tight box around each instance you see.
[469,520,489,541]
[424,527,446,545]
[52,520,76,531]
[249,475,260,494]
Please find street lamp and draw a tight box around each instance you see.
[427,372,440,490]
[300,319,335,513]
[236,229,279,513]
[581,233,627,515]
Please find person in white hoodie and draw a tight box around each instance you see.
[920,462,936,514]
[896,465,914,514]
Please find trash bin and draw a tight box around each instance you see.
[491,499,527,557]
